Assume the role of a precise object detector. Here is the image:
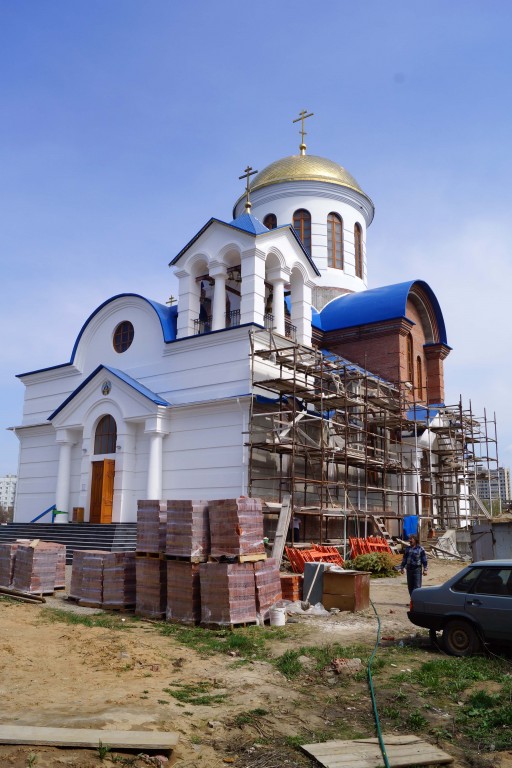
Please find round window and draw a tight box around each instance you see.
[113,321,134,353]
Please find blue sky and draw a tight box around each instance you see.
[1,0,512,474]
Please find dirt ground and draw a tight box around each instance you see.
[1,559,511,768]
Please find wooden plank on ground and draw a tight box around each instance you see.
[301,735,453,768]
[0,725,179,753]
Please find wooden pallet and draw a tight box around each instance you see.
[135,551,166,559]
[208,553,267,564]
[302,735,453,768]
[200,620,258,631]
[165,554,208,563]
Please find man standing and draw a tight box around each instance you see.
[400,534,428,596]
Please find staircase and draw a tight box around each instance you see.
[372,515,400,553]
[0,523,137,564]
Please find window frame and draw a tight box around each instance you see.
[293,208,312,253]
[354,223,363,278]
[94,415,117,455]
[327,212,343,269]
[263,213,277,230]
[113,321,134,353]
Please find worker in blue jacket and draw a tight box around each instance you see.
[400,534,428,595]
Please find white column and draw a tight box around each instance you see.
[55,430,74,522]
[210,264,228,331]
[267,267,289,336]
[146,432,164,500]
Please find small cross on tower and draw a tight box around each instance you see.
[239,165,258,212]
[293,109,314,155]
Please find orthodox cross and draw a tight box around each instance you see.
[239,165,258,212]
[293,109,314,155]
[166,295,177,306]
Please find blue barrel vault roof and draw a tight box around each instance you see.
[318,280,448,344]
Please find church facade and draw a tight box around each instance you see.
[13,140,450,525]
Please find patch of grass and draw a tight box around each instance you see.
[157,621,288,658]
[163,681,227,706]
[233,707,269,727]
[392,656,508,698]
[457,681,512,751]
[97,740,111,761]
[40,607,134,630]
[406,709,428,731]
[26,755,38,768]
[274,643,371,679]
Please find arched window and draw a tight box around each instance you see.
[293,209,311,253]
[354,223,363,278]
[416,356,423,399]
[406,335,414,386]
[94,415,117,455]
[263,213,277,230]
[327,212,343,269]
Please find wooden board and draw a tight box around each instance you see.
[271,494,292,566]
[0,725,179,753]
[301,735,453,768]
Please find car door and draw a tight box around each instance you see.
[464,567,512,641]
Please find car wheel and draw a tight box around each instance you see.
[442,620,481,657]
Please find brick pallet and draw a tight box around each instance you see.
[166,500,209,560]
[209,497,265,558]
[135,557,167,618]
[200,562,257,626]
[253,557,282,620]
[11,541,67,594]
[103,552,136,609]
[166,560,201,624]
[0,542,19,587]
[137,500,166,554]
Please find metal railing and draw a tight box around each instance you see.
[226,309,241,328]
[194,316,212,335]
[285,321,297,341]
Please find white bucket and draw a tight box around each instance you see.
[269,606,286,627]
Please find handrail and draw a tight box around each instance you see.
[29,504,57,524]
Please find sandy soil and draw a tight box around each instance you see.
[1,559,510,768]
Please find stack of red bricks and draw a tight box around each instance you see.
[165,500,209,624]
[209,497,266,558]
[253,557,283,620]
[200,562,257,625]
[70,549,136,607]
[11,541,67,594]
[135,500,167,618]
[102,552,136,609]
[136,500,167,553]
[280,573,303,602]
[85,495,284,628]
[0,542,19,586]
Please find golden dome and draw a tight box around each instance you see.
[249,154,368,198]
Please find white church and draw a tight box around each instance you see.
[13,118,454,526]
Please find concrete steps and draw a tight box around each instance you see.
[0,523,137,564]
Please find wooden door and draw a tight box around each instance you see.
[90,459,115,524]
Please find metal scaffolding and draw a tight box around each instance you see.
[247,328,500,538]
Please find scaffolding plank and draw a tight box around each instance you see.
[0,725,179,752]
[301,735,453,767]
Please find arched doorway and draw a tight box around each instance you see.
[90,415,116,524]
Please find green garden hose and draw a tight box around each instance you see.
[368,599,391,768]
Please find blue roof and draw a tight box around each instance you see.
[17,294,177,378]
[319,280,448,344]
[228,212,269,235]
[49,364,170,420]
